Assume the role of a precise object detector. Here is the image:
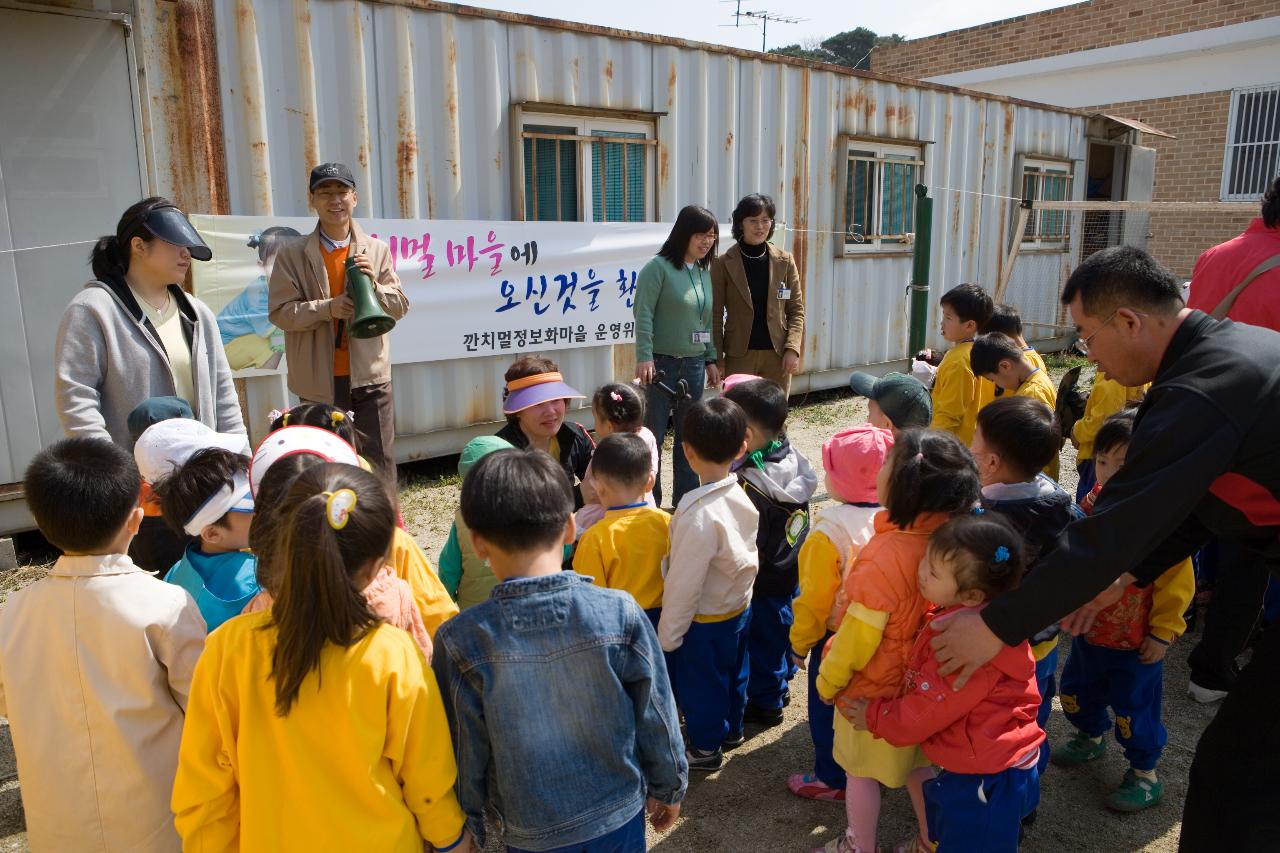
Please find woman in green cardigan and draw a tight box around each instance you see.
[633,205,721,507]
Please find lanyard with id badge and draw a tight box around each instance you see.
[687,265,712,345]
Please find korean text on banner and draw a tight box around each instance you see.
[188,216,671,370]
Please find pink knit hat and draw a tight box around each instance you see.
[822,425,895,504]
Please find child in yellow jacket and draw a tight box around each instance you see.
[173,464,470,852]
[970,331,1061,480]
[1070,371,1148,501]
[929,284,994,445]
[787,425,894,803]
[1052,412,1195,814]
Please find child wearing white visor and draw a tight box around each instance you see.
[152,448,259,632]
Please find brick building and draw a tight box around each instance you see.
[875,0,1280,277]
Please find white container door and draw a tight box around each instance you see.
[0,7,146,485]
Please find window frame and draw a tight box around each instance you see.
[1019,155,1075,252]
[837,136,926,256]
[514,107,658,223]
[1220,83,1280,202]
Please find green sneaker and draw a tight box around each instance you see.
[1107,769,1163,813]
[1050,732,1106,767]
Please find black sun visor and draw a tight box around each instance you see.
[143,205,212,261]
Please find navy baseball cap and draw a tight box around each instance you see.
[849,371,932,429]
[309,162,356,191]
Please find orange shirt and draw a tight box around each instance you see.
[321,242,351,377]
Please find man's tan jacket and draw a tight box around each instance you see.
[268,220,409,403]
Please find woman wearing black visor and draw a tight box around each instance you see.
[54,197,245,569]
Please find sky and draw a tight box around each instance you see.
[470,0,1077,54]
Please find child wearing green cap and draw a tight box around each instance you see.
[439,436,514,608]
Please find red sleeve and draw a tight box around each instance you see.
[866,648,995,748]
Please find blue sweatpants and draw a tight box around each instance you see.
[806,631,845,789]
[1034,646,1058,775]
[746,589,797,710]
[925,765,1039,853]
[507,808,645,852]
[1059,639,1167,771]
[670,607,751,751]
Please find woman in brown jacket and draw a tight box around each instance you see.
[711,194,805,394]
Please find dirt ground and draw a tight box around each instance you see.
[0,361,1218,851]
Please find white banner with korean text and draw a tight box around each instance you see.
[187,216,682,372]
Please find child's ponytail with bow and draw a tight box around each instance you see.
[592,382,645,432]
[928,513,1026,599]
[269,463,393,715]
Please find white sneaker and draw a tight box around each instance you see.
[1188,680,1229,704]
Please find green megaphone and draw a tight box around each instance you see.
[343,256,396,339]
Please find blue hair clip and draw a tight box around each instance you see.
[972,505,985,515]
[994,545,1010,564]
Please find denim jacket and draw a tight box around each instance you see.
[432,572,687,850]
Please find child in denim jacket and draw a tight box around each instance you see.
[433,449,687,852]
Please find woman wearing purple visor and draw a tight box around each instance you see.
[495,355,594,507]
[55,197,243,449]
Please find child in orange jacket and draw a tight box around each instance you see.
[814,429,983,853]
[847,514,1044,853]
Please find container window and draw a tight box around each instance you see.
[1021,159,1073,247]
[520,115,655,222]
[842,140,923,253]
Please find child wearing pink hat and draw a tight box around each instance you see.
[786,424,895,803]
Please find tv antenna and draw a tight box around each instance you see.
[722,1,805,52]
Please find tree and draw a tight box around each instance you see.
[771,27,906,70]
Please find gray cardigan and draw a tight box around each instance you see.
[54,278,245,447]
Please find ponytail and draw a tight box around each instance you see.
[881,428,981,527]
[1263,175,1279,230]
[269,463,393,715]
[88,196,175,281]
[89,235,129,281]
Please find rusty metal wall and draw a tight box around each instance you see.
[143,0,1089,456]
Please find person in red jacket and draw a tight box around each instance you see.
[845,514,1042,853]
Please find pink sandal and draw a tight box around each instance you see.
[787,773,847,803]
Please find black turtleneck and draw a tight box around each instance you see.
[740,242,773,350]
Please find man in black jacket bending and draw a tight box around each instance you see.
[931,246,1280,852]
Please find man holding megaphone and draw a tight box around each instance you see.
[268,162,408,495]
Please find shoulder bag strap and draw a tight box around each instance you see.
[1209,253,1280,320]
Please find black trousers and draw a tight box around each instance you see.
[1180,620,1280,851]
[1187,538,1270,690]
[324,377,397,501]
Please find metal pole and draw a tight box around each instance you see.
[908,183,933,355]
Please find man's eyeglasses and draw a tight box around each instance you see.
[1077,309,1147,355]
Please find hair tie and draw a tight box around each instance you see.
[346,410,355,423]
[323,489,357,530]
[267,408,285,423]
[914,451,924,461]
[972,505,986,515]
[281,411,291,427]
[330,410,345,424]
[610,391,623,402]
[994,545,1010,564]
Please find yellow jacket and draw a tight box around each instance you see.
[1015,368,1060,480]
[572,506,671,610]
[791,532,843,658]
[173,611,466,852]
[1072,373,1150,461]
[930,342,979,445]
[391,527,460,638]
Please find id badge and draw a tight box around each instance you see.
[777,288,792,300]
[692,330,712,344]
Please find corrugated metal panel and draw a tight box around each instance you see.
[184,0,1092,455]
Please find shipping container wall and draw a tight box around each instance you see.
[198,0,1091,456]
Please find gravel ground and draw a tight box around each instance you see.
[0,359,1218,851]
